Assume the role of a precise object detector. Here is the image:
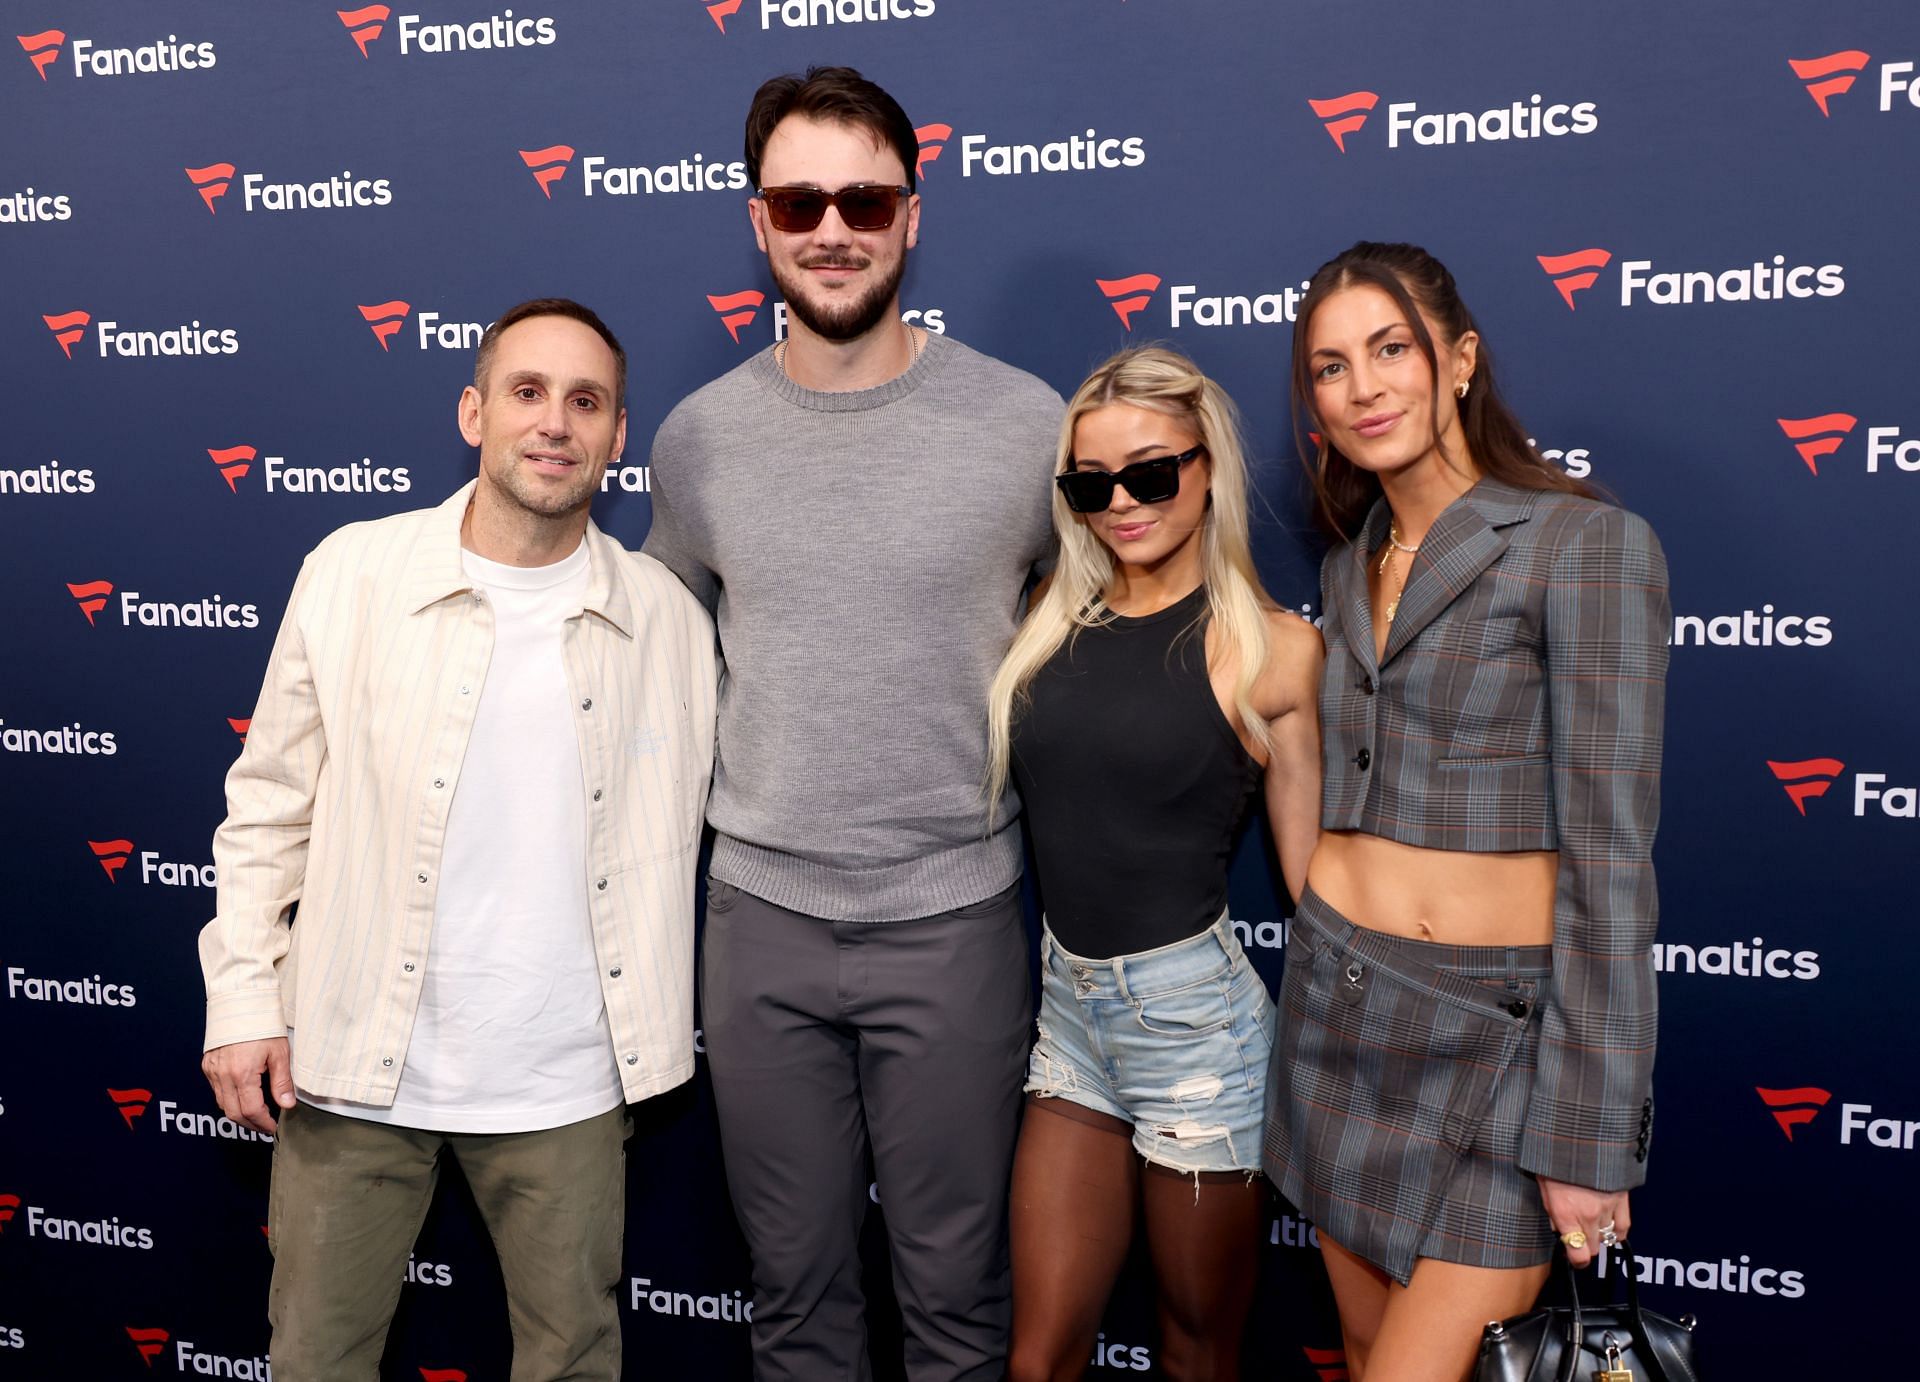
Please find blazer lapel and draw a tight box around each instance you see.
[1330,509,1382,677]
[1380,481,1528,665]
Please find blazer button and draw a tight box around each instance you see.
[1506,998,1529,1019]
[1360,675,1375,695]
[1354,748,1371,770]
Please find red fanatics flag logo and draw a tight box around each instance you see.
[519,145,576,199]
[706,290,765,344]
[1535,249,1612,311]
[1095,275,1160,331]
[1788,50,1869,116]
[1755,1086,1831,1140]
[16,29,65,80]
[338,6,391,58]
[1307,92,1378,153]
[358,301,411,351]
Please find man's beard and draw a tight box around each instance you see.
[772,248,907,344]
[492,446,597,519]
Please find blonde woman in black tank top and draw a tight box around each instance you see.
[985,347,1323,1381]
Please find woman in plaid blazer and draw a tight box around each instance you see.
[1263,242,1670,1382]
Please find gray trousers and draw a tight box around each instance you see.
[266,1101,627,1382]
[702,878,1032,1382]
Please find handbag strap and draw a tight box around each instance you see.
[1555,1250,1585,1382]
[1560,1241,1672,1382]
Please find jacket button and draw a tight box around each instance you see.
[608,966,622,979]
[1506,998,1529,1018]
[580,697,593,712]
[1354,748,1371,770]
[596,878,608,891]
[625,1053,638,1066]
[592,788,603,802]
[1360,675,1375,695]
[382,1057,394,1068]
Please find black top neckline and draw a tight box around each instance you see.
[1099,583,1207,629]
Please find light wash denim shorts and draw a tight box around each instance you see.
[1025,912,1275,1174]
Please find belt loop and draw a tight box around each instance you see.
[1504,946,1519,991]
[1214,910,1235,965]
[1112,954,1132,1002]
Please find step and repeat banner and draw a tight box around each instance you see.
[3,2,1913,1376]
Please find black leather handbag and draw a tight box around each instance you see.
[1475,1243,1700,1382]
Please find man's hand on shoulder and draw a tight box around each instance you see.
[202,1036,296,1135]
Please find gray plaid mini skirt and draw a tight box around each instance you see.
[1263,885,1557,1284]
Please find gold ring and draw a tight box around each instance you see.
[1560,1229,1588,1250]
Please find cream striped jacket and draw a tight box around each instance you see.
[199,481,717,1105]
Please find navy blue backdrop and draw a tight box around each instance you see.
[3,2,1915,1377]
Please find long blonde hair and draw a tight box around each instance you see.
[986,345,1276,808]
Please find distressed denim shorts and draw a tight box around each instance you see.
[1025,913,1275,1174]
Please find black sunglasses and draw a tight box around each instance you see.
[757,184,912,233]
[1055,445,1206,513]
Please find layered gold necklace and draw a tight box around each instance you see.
[1376,520,1421,627]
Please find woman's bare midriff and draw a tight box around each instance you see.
[1306,832,1558,947]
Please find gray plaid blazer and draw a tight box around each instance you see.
[1319,477,1670,1192]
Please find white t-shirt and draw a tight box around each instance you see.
[300,540,623,1132]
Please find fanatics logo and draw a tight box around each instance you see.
[337,5,391,58]
[43,309,90,358]
[1095,274,1160,331]
[1536,249,1612,310]
[207,446,255,492]
[0,1194,18,1231]
[229,717,251,741]
[108,1088,153,1129]
[359,300,411,350]
[1788,51,1869,116]
[185,162,235,213]
[519,145,575,198]
[703,0,744,32]
[337,7,555,57]
[1765,757,1845,815]
[89,838,134,881]
[126,1326,170,1367]
[16,29,65,79]
[1775,414,1856,476]
[1308,92,1378,152]
[914,123,952,177]
[1304,1345,1350,1382]
[68,579,114,625]
[1755,1085,1831,1140]
[706,290,765,343]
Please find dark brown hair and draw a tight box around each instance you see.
[1289,241,1595,539]
[474,297,626,406]
[744,66,920,192]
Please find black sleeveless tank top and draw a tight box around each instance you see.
[1010,585,1260,959]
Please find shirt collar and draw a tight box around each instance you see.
[400,479,635,638]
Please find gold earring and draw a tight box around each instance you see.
[1455,379,1470,399]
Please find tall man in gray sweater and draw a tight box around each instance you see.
[643,67,1063,1382]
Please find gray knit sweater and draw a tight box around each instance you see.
[643,332,1064,921]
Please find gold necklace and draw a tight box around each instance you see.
[1376,520,1420,626]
